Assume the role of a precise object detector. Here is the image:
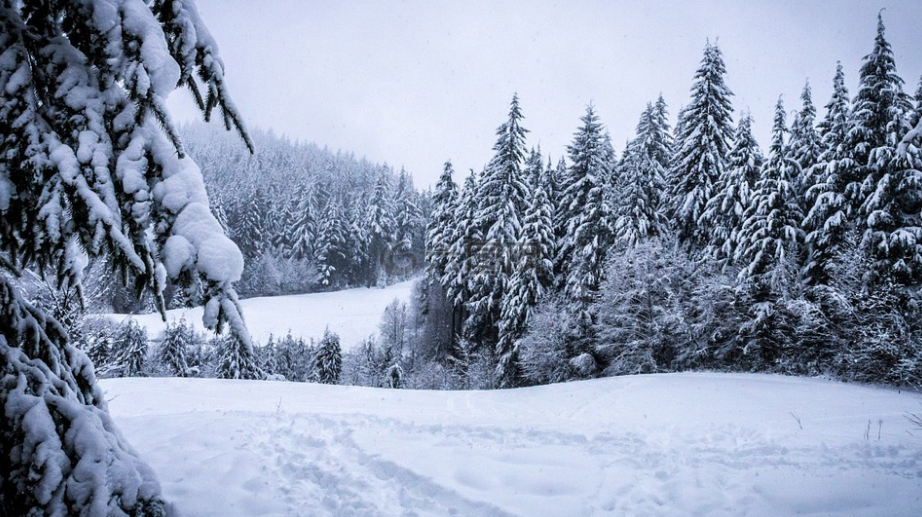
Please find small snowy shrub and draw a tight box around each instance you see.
[386,362,405,388]
[342,336,383,387]
[518,296,587,384]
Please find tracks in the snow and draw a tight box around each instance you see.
[244,412,519,517]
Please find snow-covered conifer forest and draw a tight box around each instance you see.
[419,18,922,391]
[2,1,922,515]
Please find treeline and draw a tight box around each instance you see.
[74,315,344,384]
[419,14,922,389]
[181,124,428,297]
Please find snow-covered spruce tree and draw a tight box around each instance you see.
[469,94,530,369]
[215,332,263,380]
[523,151,557,293]
[84,318,116,373]
[236,187,269,260]
[556,105,616,326]
[1,14,263,514]
[848,13,913,233]
[789,81,823,197]
[668,42,735,249]
[445,170,480,310]
[496,151,556,387]
[362,173,397,286]
[287,181,318,261]
[860,146,922,287]
[802,62,855,287]
[113,320,150,378]
[734,98,804,367]
[422,162,460,356]
[736,97,805,300]
[552,156,567,209]
[651,94,674,164]
[851,15,918,287]
[614,102,669,248]
[426,161,459,283]
[313,328,343,385]
[314,196,349,287]
[344,191,371,286]
[540,156,557,213]
[415,277,456,362]
[413,189,431,272]
[268,190,295,252]
[271,332,310,382]
[700,111,764,262]
[831,118,922,387]
[392,168,423,276]
[211,194,231,235]
[911,74,922,129]
[158,318,196,377]
[259,334,279,378]
[440,170,479,354]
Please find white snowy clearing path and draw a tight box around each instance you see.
[101,279,416,350]
[103,374,922,516]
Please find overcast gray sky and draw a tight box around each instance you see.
[169,0,922,188]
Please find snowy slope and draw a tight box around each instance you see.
[101,279,416,350]
[103,374,922,516]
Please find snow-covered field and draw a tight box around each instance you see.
[103,373,922,516]
[101,280,416,350]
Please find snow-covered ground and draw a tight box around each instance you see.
[101,279,416,350]
[103,373,922,516]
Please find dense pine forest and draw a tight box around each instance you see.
[183,125,428,296]
[413,14,922,390]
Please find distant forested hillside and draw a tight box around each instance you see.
[181,124,428,298]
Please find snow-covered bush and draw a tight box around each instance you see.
[379,298,412,358]
[593,242,681,376]
[385,362,405,389]
[518,295,589,384]
[342,335,396,388]
[342,336,382,387]
[401,360,460,390]
[833,285,922,389]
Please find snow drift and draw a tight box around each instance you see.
[103,373,922,516]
